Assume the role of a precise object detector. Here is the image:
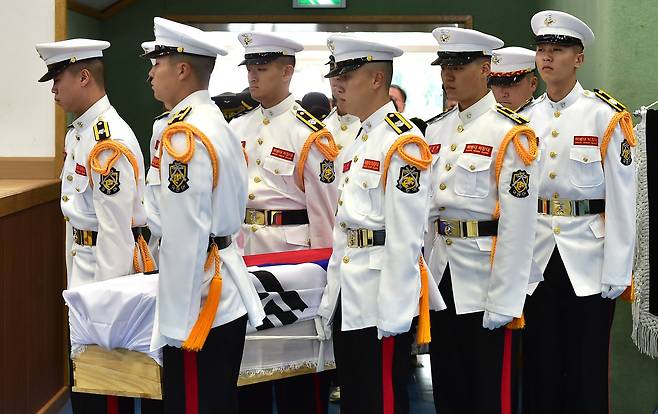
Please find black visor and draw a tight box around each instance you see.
[534,34,583,47]
[239,52,288,66]
[324,56,389,78]
[431,51,488,67]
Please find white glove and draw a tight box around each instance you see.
[601,284,627,300]
[482,311,513,330]
[377,329,398,340]
[316,317,332,341]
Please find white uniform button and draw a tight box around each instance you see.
[62,195,69,202]
[248,193,255,200]
[469,164,476,171]
[342,256,350,264]
[254,177,261,183]
[362,135,368,142]
[554,111,561,118]
[71,250,76,257]
[353,156,359,163]
[341,124,348,131]
[445,163,452,171]
[550,151,557,158]
[551,129,559,137]
[340,222,346,229]
[263,118,270,125]
[549,172,557,179]
[257,138,263,145]
[274,168,280,174]
[251,225,258,232]
[66,175,73,181]
[457,125,464,133]
[582,157,589,162]
[256,159,262,165]
[445,238,453,246]
[450,144,457,151]
[439,183,447,191]
[362,182,368,188]
[553,227,561,235]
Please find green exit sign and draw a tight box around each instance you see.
[293,0,346,8]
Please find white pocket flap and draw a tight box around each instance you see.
[589,215,605,238]
[475,237,493,252]
[283,225,310,247]
[355,170,383,190]
[262,155,295,176]
[368,247,384,270]
[569,147,602,164]
[456,154,492,172]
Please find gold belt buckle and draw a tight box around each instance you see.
[551,198,572,216]
[440,219,463,237]
[246,209,266,225]
[347,228,374,248]
[465,221,479,237]
[347,229,358,248]
[267,210,283,225]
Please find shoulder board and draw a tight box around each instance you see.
[592,89,626,112]
[385,112,413,135]
[93,119,111,141]
[154,111,170,121]
[295,109,325,132]
[495,104,529,125]
[516,98,535,113]
[426,106,457,125]
[168,106,192,125]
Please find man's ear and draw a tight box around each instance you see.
[80,68,92,88]
[372,70,385,90]
[282,63,295,82]
[529,75,538,93]
[574,50,585,69]
[481,60,491,79]
[177,60,192,81]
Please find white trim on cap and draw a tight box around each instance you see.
[44,50,103,65]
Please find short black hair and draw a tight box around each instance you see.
[276,56,296,68]
[171,54,216,85]
[69,58,105,88]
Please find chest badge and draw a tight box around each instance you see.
[168,160,189,193]
[509,169,530,198]
[396,165,421,194]
[320,159,336,183]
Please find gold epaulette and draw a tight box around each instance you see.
[592,89,626,112]
[168,106,192,125]
[154,111,170,121]
[295,109,325,132]
[495,104,529,125]
[385,112,413,134]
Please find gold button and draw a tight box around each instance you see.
[362,182,368,188]
[554,111,561,118]
[338,199,343,206]
[584,90,590,96]
[551,129,559,137]
[553,192,560,199]
[445,239,453,245]
[469,164,476,171]
[251,225,258,232]
[72,155,75,161]
[445,163,452,171]
[274,168,280,174]
[549,172,557,179]
[254,177,261,183]
[362,135,368,142]
[582,157,589,162]
[457,125,464,133]
[337,144,343,150]
[248,193,255,200]
[341,124,348,131]
[76,135,81,141]
[256,159,262,165]
[450,144,457,151]
[438,206,446,211]
[263,118,270,125]
[64,216,69,222]
[66,175,73,181]
[340,222,346,229]
[71,250,76,257]
[439,183,447,190]
[553,227,561,235]
[257,138,263,145]
[62,195,69,202]
[75,187,81,192]
[353,156,359,163]
[345,177,349,184]
[550,151,557,158]
[343,256,350,264]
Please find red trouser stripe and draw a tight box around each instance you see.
[106,396,119,414]
[382,336,395,414]
[500,329,512,414]
[183,350,199,414]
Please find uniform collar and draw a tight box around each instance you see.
[338,112,360,125]
[458,91,496,125]
[546,81,583,111]
[170,90,211,115]
[260,94,297,119]
[72,95,111,132]
[361,101,397,133]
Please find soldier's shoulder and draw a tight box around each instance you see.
[426,106,458,126]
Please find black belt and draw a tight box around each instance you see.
[346,228,386,248]
[131,226,151,243]
[244,208,309,226]
[207,235,232,251]
[436,218,498,238]
[537,198,605,216]
[74,227,150,246]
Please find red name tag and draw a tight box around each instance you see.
[271,147,295,161]
[154,140,160,150]
[464,144,493,157]
[75,163,87,176]
[429,144,441,154]
[151,156,160,168]
[343,161,352,173]
[573,136,598,146]
[363,159,381,172]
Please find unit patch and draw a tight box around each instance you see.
[99,167,120,195]
[320,159,335,183]
[509,169,530,198]
[168,160,189,193]
[396,165,421,194]
[620,139,632,166]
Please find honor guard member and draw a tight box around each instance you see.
[231,31,338,414]
[521,11,637,414]
[423,28,540,414]
[318,34,444,414]
[142,40,170,265]
[489,47,538,112]
[36,39,156,414]
[324,55,362,151]
[143,17,265,413]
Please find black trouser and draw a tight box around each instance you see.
[162,315,247,414]
[429,265,507,414]
[238,372,330,414]
[332,299,415,414]
[522,248,615,414]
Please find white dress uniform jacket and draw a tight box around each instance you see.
[323,107,361,152]
[424,91,539,318]
[152,90,265,348]
[61,95,147,288]
[524,82,636,296]
[318,101,445,334]
[231,94,338,254]
[144,111,170,263]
